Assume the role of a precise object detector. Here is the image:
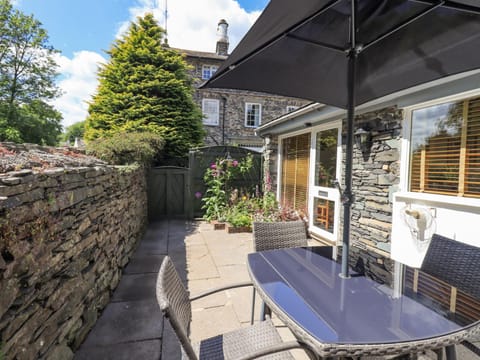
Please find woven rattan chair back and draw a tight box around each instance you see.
[421,234,480,299]
[252,221,308,252]
[157,256,198,360]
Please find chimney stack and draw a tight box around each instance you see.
[216,19,229,56]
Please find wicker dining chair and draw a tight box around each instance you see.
[251,221,309,324]
[419,233,480,359]
[157,256,316,360]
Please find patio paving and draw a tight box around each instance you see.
[74,219,479,360]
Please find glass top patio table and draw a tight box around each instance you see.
[247,246,477,358]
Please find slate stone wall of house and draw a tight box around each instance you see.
[181,53,309,147]
[262,106,403,284]
[262,136,279,193]
[0,148,147,360]
[347,106,403,284]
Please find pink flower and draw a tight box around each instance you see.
[232,160,239,167]
[195,192,202,199]
[210,163,217,169]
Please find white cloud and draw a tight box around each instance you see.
[53,51,106,128]
[54,0,260,130]
[118,0,261,53]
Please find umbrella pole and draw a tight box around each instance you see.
[341,0,358,279]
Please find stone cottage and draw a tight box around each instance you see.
[175,20,309,150]
[257,70,480,296]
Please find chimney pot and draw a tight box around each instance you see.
[216,19,229,56]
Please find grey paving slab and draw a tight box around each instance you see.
[135,236,169,255]
[124,254,164,274]
[76,219,476,360]
[190,304,241,342]
[143,223,169,240]
[186,244,219,280]
[161,321,182,360]
[81,300,162,347]
[74,340,161,360]
[111,274,157,302]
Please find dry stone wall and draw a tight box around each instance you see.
[0,145,147,360]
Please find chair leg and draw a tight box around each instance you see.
[260,301,271,321]
[260,301,266,321]
[433,348,444,360]
[445,345,456,360]
[250,288,256,325]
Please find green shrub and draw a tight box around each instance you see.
[224,196,265,228]
[227,212,252,227]
[201,154,253,221]
[86,132,165,165]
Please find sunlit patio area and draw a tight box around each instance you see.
[71,220,479,360]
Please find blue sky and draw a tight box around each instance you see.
[13,0,269,128]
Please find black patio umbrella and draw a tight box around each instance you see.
[202,0,480,278]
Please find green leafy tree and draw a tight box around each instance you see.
[62,120,85,144]
[15,100,62,145]
[85,13,204,165]
[0,0,62,144]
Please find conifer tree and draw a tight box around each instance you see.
[85,13,204,165]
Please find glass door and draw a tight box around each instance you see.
[309,125,341,242]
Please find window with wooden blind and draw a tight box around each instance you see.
[409,96,480,198]
[281,133,310,212]
[404,267,480,325]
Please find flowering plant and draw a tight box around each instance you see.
[201,154,253,222]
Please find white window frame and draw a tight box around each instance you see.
[245,103,262,128]
[202,65,218,80]
[400,89,480,198]
[202,98,220,126]
[276,120,342,244]
[393,89,480,295]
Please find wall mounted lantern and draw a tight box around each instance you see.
[354,127,371,153]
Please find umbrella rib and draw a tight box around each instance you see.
[411,0,480,14]
[286,34,347,54]
[362,1,445,52]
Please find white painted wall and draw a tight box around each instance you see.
[391,191,480,267]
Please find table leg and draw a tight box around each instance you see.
[445,345,456,360]
[250,288,256,325]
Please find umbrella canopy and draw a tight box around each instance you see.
[203,0,480,277]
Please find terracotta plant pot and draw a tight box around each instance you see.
[225,224,252,233]
[211,220,226,230]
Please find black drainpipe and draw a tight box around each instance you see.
[221,96,227,145]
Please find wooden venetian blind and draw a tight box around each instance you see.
[281,133,310,212]
[410,96,480,198]
[405,267,480,325]
[465,98,480,197]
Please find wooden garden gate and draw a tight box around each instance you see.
[148,166,190,221]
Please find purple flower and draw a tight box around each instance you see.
[232,160,239,167]
[210,163,217,169]
[195,192,202,199]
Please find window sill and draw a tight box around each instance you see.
[394,191,480,212]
